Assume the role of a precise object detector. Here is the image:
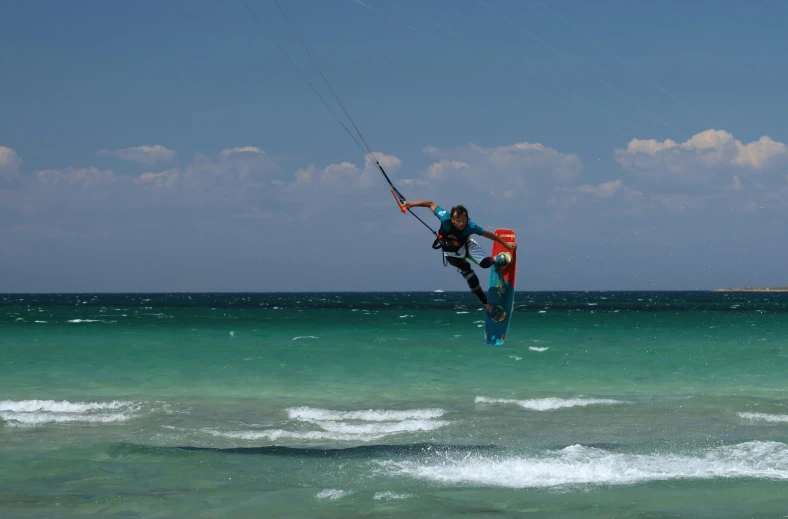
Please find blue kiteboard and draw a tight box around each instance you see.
[484,229,517,345]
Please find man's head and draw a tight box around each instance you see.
[450,205,469,230]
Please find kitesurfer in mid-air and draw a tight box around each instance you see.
[404,200,516,321]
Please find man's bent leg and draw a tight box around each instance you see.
[467,237,495,269]
[446,256,488,305]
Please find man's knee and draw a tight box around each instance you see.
[462,270,480,289]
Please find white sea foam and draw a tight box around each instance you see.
[292,336,319,340]
[739,412,788,423]
[382,441,788,488]
[475,396,624,411]
[206,406,450,444]
[316,489,351,500]
[374,491,411,500]
[287,407,445,422]
[0,399,142,427]
[67,319,104,323]
[509,356,522,361]
[204,428,376,442]
[311,419,450,435]
[529,347,549,352]
[2,412,134,426]
[0,400,131,413]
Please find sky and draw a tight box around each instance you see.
[2,0,788,292]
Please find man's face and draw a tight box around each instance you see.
[451,212,468,230]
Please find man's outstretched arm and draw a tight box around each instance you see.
[482,230,517,250]
[404,200,437,212]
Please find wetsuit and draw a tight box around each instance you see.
[433,206,495,306]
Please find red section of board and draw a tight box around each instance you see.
[490,228,517,288]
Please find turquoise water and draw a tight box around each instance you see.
[1,292,787,518]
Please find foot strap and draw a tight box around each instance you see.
[490,305,507,322]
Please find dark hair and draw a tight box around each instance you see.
[451,205,469,219]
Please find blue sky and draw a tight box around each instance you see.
[2,0,787,292]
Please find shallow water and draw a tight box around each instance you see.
[2,292,787,517]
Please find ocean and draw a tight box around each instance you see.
[1,291,787,518]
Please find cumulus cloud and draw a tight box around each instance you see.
[98,145,177,166]
[400,178,430,187]
[321,161,361,186]
[219,146,265,157]
[615,129,788,173]
[422,141,582,196]
[427,160,470,180]
[131,146,279,192]
[733,136,787,168]
[134,168,179,191]
[361,152,402,187]
[576,179,624,197]
[36,167,115,188]
[0,146,22,180]
[286,152,402,193]
[488,142,581,182]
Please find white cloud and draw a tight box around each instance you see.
[220,146,264,157]
[616,129,788,172]
[321,161,360,186]
[423,141,582,193]
[98,145,177,166]
[733,136,786,168]
[211,147,273,179]
[36,167,115,187]
[134,168,180,191]
[489,142,581,183]
[131,146,279,191]
[294,167,313,185]
[360,152,402,188]
[577,179,624,197]
[286,152,402,193]
[427,160,469,180]
[0,146,22,179]
[400,178,429,187]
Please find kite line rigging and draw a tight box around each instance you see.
[240,0,441,238]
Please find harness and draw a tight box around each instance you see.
[431,233,462,253]
[431,224,468,266]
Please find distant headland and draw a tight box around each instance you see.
[713,287,788,292]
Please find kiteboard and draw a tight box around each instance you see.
[484,228,517,346]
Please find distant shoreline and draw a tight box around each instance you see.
[713,287,788,292]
